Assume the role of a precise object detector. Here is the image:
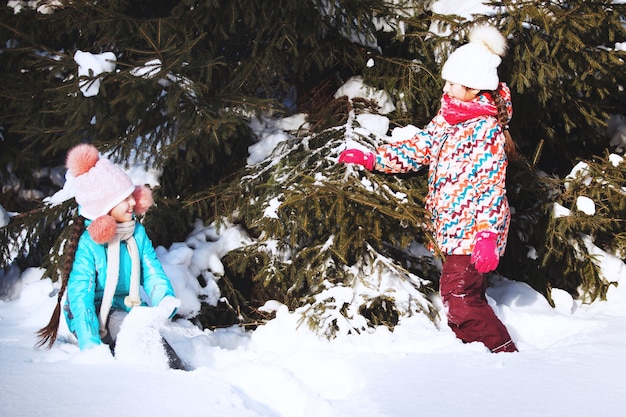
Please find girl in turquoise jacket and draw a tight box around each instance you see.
[37,144,179,352]
[64,218,175,349]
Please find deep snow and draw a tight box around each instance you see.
[1,252,626,417]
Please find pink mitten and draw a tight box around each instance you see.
[471,231,500,273]
[338,149,375,171]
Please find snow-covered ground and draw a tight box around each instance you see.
[1,251,626,417]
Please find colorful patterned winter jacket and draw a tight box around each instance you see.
[373,83,512,257]
[64,220,175,350]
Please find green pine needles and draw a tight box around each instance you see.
[188,95,441,335]
[2,1,625,337]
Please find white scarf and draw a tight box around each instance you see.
[98,221,141,337]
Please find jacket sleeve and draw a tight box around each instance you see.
[66,234,102,350]
[135,224,175,307]
[372,121,435,173]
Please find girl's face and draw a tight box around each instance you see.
[109,194,136,223]
[443,81,479,102]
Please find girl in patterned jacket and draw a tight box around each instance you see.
[339,25,518,353]
[36,144,181,359]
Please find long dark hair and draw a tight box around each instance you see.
[490,85,521,161]
[35,215,85,349]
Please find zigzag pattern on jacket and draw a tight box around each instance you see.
[374,83,512,256]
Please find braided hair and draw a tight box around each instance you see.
[490,85,520,161]
[35,215,85,349]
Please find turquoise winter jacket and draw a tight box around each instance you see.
[64,220,175,350]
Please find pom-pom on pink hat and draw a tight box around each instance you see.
[66,144,153,244]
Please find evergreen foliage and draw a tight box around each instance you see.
[492,0,626,173]
[191,100,441,335]
[1,199,75,279]
[499,151,626,305]
[544,153,625,302]
[1,1,625,336]
[0,0,391,245]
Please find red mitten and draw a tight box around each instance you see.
[471,231,500,273]
[338,149,375,171]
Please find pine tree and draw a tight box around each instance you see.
[1,0,438,329]
[0,0,399,242]
[366,0,626,303]
[189,1,626,329]
[492,0,626,174]
[193,100,442,335]
[2,1,625,335]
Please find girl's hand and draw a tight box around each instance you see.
[471,231,499,273]
[157,296,181,320]
[338,149,375,171]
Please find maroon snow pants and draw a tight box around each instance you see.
[440,255,517,353]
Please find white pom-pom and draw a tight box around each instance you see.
[469,25,507,57]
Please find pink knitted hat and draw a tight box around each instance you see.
[66,144,153,243]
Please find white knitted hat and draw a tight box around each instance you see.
[441,25,507,91]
